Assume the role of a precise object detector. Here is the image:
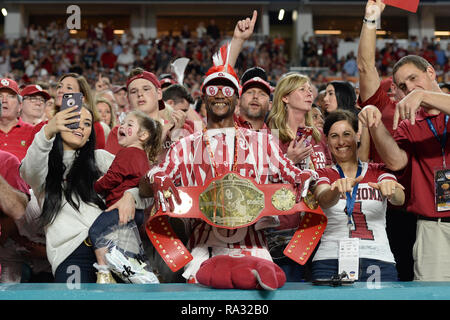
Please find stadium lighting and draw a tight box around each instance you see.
[278,9,285,21]
[315,30,342,35]
[292,10,298,21]
[114,30,125,35]
[1,8,7,16]
[435,31,450,36]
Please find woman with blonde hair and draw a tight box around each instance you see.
[267,72,331,170]
[265,72,332,282]
[95,97,117,139]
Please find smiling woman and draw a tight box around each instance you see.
[312,109,405,282]
[19,104,150,283]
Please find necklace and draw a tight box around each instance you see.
[202,123,240,177]
[203,123,240,223]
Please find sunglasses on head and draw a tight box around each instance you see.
[205,85,235,97]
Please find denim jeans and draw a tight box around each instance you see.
[88,209,144,249]
[274,256,306,282]
[312,258,398,282]
[54,241,97,283]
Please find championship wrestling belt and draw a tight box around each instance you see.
[145,172,327,272]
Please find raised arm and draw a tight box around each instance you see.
[222,10,258,68]
[357,0,386,102]
[358,105,409,171]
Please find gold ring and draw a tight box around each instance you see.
[163,190,172,199]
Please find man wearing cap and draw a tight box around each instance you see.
[105,68,193,159]
[159,74,176,92]
[236,67,272,131]
[141,63,316,289]
[0,78,35,161]
[20,84,50,126]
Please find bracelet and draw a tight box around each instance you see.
[363,17,377,24]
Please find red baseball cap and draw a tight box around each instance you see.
[112,85,127,94]
[0,78,20,95]
[20,84,51,100]
[126,71,165,110]
[240,67,272,96]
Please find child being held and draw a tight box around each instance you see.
[89,110,162,283]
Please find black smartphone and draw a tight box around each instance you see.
[60,92,83,129]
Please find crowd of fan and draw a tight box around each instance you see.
[0,21,448,96]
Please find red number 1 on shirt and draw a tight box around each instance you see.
[348,202,374,240]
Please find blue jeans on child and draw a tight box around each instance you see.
[89,209,145,249]
[54,209,145,283]
[312,258,398,282]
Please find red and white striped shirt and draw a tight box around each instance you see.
[148,126,311,250]
[149,126,305,186]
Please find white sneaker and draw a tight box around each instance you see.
[105,246,159,284]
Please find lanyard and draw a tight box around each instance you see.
[335,160,363,229]
[426,115,449,168]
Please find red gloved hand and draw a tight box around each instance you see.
[196,255,286,290]
[148,171,181,212]
[295,169,317,202]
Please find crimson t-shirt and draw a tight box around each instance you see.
[94,147,150,207]
[394,109,450,218]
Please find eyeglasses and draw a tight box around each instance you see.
[205,85,235,97]
[24,96,45,103]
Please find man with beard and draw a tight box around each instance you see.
[235,67,272,131]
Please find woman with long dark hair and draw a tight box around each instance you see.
[28,73,106,149]
[323,81,358,116]
[20,104,150,283]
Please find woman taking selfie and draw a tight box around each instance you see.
[20,104,149,283]
[28,73,106,149]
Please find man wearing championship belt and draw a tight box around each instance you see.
[140,57,326,289]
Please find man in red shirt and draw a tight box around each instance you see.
[0,149,31,282]
[20,84,51,126]
[359,53,450,281]
[357,0,415,281]
[0,78,34,161]
[105,69,193,159]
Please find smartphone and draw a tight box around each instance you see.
[60,92,83,129]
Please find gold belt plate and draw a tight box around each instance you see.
[199,173,265,228]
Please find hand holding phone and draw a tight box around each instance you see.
[60,93,83,129]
